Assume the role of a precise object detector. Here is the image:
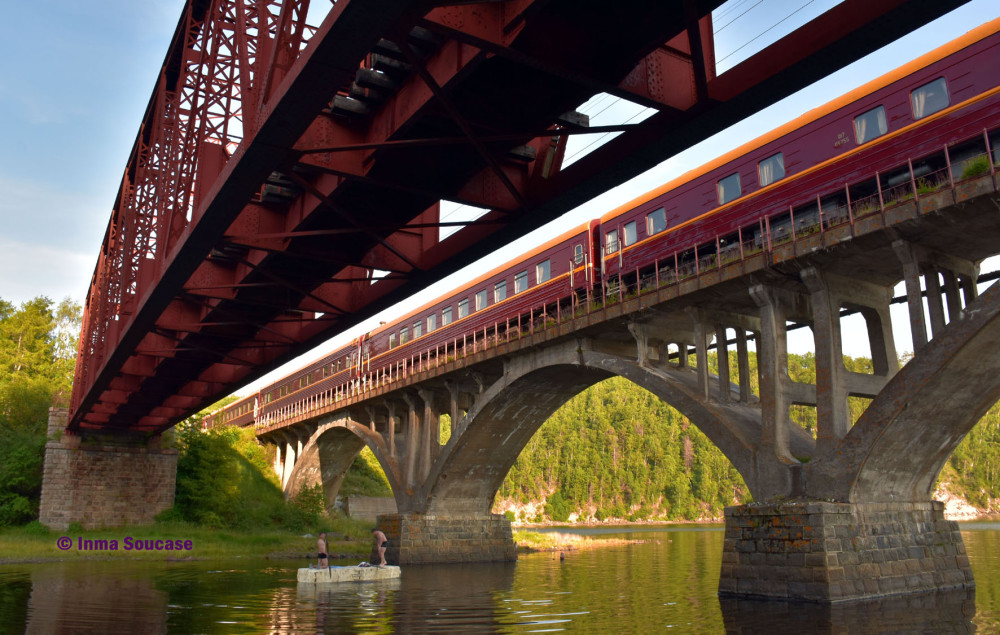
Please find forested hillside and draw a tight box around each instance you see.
[495,377,746,522]
[492,352,1000,523]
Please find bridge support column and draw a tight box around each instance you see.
[893,240,981,352]
[749,285,812,465]
[375,512,516,565]
[39,409,177,530]
[719,501,973,602]
[280,432,298,489]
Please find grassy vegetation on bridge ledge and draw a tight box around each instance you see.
[0,516,375,564]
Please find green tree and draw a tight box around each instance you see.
[0,296,81,526]
[170,414,323,530]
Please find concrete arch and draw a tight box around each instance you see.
[285,418,402,515]
[418,338,813,515]
[809,281,1000,502]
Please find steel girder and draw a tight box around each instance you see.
[70,0,968,433]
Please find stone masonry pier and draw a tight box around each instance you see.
[39,409,177,530]
[719,501,972,602]
[376,513,515,565]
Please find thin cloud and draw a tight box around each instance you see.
[0,238,93,306]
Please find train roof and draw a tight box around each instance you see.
[365,220,591,339]
[250,220,591,387]
[599,16,1000,225]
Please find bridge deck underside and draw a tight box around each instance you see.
[71,0,968,433]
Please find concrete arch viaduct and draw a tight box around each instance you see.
[43,172,1000,603]
[255,175,1000,602]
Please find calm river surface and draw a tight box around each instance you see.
[2,522,999,633]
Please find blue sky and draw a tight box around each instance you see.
[2,1,998,383]
[1,1,184,306]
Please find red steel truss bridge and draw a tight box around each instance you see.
[69,0,968,434]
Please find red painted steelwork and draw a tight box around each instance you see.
[72,0,969,434]
[210,17,1000,433]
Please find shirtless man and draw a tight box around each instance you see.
[317,532,329,569]
[372,528,388,567]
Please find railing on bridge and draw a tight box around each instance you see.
[216,125,1000,433]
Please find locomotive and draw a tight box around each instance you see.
[211,17,1000,430]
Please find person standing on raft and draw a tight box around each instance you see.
[317,532,329,569]
[372,528,387,567]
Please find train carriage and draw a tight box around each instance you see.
[211,17,1000,431]
[602,18,1000,293]
[364,222,597,366]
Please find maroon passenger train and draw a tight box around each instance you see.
[211,17,1000,430]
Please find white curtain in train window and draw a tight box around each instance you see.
[911,77,949,119]
[536,259,551,283]
[853,106,887,144]
[757,153,785,187]
[646,208,667,235]
[717,173,741,205]
[623,221,637,247]
[605,229,619,254]
[514,271,528,293]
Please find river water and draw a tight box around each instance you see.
[2,522,998,633]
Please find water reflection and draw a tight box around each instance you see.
[293,562,517,633]
[296,576,400,632]
[1,524,998,632]
[393,563,515,632]
[23,561,168,634]
[719,588,977,634]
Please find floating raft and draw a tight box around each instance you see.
[297,565,401,584]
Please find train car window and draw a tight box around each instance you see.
[623,221,637,247]
[911,77,949,119]
[389,333,396,349]
[413,321,422,338]
[574,244,584,264]
[758,153,785,186]
[427,314,436,332]
[646,208,667,235]
[605,229,619,254]
[400,327,409,344]
[717,173,741,205]
[853,106,887,144]
[476,290,487,311]
[442,306,453,325]
[536,260,551,283]
[458,299,470,318]
[494,280,507,302]
[515,271,528,293]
